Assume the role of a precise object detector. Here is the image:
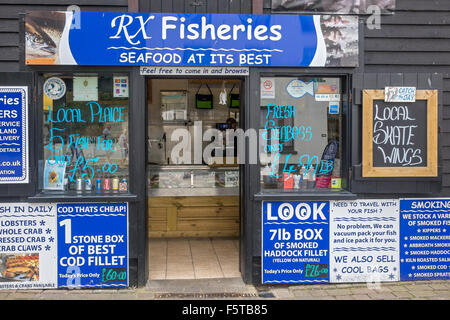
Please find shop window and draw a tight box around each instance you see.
[40,73,129,194]
[260,76,343,191]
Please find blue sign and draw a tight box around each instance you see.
[400,199,450,281]
[57,203,128,289]
[0,87,28,184]
[328,102,339,114]
[25,12,358,67]
[262,201,330,284]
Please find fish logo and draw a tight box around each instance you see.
[286,79,315,99]
[43,77,66,100]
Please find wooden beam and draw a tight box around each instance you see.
[252,0,263,14]
[128,0,138,12]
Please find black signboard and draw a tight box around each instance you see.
[362,90,438,177]
[372,99,428,168]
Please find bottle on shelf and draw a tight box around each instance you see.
[112,176,119,192]
[119,176,128,192]
[95,176,102,193]
[76,172,83,193]
[63,174,69,192]
[300,166,307,189]
[293,171,301,189]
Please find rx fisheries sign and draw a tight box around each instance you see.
[25,12,358,67]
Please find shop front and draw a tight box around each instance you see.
[0,4,448,290]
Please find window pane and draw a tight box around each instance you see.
[41,74,129,194]
[260,77,342,191]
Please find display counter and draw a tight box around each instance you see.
[147,165,240,238]
[148,165,239,197]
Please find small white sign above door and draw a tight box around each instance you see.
[140,66,249,76]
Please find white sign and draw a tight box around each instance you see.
[0,203,57,290]
[140,66,249,76]
[330,199,400,283]
[315,93,340,101]
[261,78,275,99]
[43,77,66,100]
[113,76,129,98]
[73,76,98,101]
[286,79,314,98]
[385,87,416,103]
[225,171,239,187]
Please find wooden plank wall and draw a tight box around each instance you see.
[363,0,450,195]
[0,0,128,72]
[148,196,240,238]
[141,0,252,14]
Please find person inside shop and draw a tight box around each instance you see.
[211,117,238,164]
[119,128,128,165]
[223,117,238,162]
[102,122,113,162]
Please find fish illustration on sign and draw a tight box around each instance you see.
[25,11,65,64]
[286,79,315,98]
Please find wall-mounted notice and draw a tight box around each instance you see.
[261,78,275,99]
[140,66,249,76]
[73,76,98,101]
[330,200,400,283]
[0,202,129,290]
[0,203,57,290]
[113,76,129,98]
[262,201,329,284]
[0,87,28,184]
[57,203,128,289]
[385,87,416,103]
[362,90,438,177]
[315,93,340,102]
[400,199,450,281]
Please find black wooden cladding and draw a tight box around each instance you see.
[362,0,450,195]
[140,0,252,14]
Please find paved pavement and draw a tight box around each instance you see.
[0,279,449,300]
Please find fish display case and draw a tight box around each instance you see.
[147,165,239,197]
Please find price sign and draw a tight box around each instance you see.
[57,203,128,289]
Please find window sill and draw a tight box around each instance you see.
[253,189,357,201]
[28,191,139,203]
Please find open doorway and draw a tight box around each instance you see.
[146,78,242,280]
